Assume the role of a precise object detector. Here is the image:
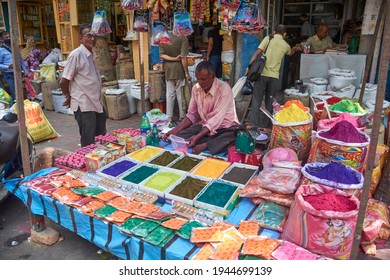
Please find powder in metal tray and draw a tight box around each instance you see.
[304,192,357,212]
[306,162,360,184]
[319,120,367,143]
[221,166,257,185]
[149,151,180,166]
[101,160,137,177]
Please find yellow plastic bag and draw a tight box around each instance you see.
[40,63,56,82]
[14,100,58,143]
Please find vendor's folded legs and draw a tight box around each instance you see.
[177,124,237,155]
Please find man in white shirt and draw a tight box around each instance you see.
[60,23,106,147]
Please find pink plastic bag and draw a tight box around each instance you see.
[281,184,359,259]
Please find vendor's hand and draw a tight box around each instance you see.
[185,72,191,82]
[62,96,70,108]
[8,64,13,69]
[186,135,200,147]
[293,44,302,52]
[176,55,183,61]
[163,127,178,141]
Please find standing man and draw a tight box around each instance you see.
[206,24,223,78]
[165,61,239,155]
[305,23,335,53]
[160,33,191,123]
[299,13,315,41]
[60,23,106,147]
[0,31,28,101]
[248,24,300,128]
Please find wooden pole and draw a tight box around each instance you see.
[8,0,31,177]
[358,0,386,105]
[139,32,145,113]
[349,1,390,259]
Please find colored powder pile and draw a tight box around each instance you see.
[317,112,358,131]
[319,120,367,143]
[191,158,231,178]
[274,104,310,123]
[315,96,341,111]
[196,181,238,208]
[329,99,367,114]
[170,156,202,171]
[122,165,158,184]
[169,176,208,199]
[143,171,182,192]
[306,162,360,184]
[128,147,162,162]
[221,167,257,185]
[149,151,180,166]
[283,100,307,111]
[304,192,357,212]
[101,160,137,177]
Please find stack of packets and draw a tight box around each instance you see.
[84,142,126,171]
[191,219,321,260]
[113,128,143,153]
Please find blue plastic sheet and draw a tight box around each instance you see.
[4,168,279,260]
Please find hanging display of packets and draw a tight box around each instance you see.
[219,6,236,32]
[220,0,240,9]
[152,21,171,46]
[121,0,143,10]
[173,12,194,36]
[133,9,150,32]
[91,10,112,35]
[190,0,210,25]
[231,1,264,33]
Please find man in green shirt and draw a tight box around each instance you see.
[247,25,300,128]
[305,23,335,53]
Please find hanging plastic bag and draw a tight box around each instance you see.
[133,9,149,32]
[231,2,263,33]
[91,10,112,35]
[121,0,143,10]
[152,21,171,46]
[173,12,194,36]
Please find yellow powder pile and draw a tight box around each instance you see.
[128,146,162,162]
[274,104,310,123]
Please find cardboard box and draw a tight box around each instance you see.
[84,142,126,171]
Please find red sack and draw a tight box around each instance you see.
[24,76,36,99]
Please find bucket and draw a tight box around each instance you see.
[169,134,189,153]
[228,146,244,163]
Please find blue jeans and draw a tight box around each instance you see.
[3,71,15,100]
[209,55,222,78]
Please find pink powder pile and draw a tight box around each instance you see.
[304,192,357,212]
[319,120,367,143]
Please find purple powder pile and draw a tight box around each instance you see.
[319,120,367,143]
[101,160,137,177]
[307,162,360,184]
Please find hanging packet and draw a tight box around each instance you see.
[133,9,150,32]
[91,10,112,35]
[121,0,143,10]
[173,12,194,36]
[152,21,171,46]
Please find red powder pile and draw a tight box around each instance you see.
[316,97,342,111]
[304,192,357,212]
[319,120,367,143]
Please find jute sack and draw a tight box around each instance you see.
[93,36,116,81]
[104,92,130,120]
[101,81,118,113]
[149,71,165,103]
[116,58,134,80]
[41,81,59,111]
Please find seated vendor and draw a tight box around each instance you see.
[165,61,240,155]
[305,23,335,53]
